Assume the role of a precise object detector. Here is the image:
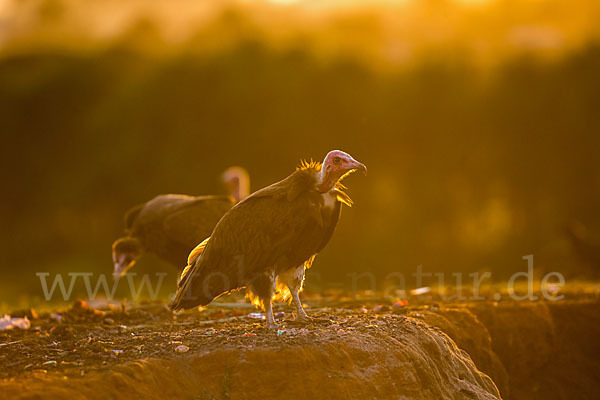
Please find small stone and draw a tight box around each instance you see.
[175,345,189,353]
[247,313,265,320]
[410,287,431,296]
[392,300,408,308]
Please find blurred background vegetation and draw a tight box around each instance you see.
[1,0,599,307]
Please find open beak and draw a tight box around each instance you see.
[113,254,134,281]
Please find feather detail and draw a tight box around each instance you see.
[179,237,210,283]
[187,237,210,265]
[337,167,360,183]
[297,159,322,172]
[332,186,353,207]
[303,254,317,269]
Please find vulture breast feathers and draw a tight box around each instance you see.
[171,152,366,312]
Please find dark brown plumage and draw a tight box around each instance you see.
[170,150,366,328]
[112,168,249,277]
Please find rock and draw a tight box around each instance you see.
[42,361,57,367]
[417,307,510,398]
[1,317,500,399]
[175,345,189,353]
[468,301,600,400]
[246,313,265,320]
[0,315,30,330]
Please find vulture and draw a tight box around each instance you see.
[111,167,250,278]
[169,150,366,328]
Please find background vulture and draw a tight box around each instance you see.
[111,166,250,278]
[170,150,367,328]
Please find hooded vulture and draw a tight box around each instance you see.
[111,167,250,278]
[169,150,366,328]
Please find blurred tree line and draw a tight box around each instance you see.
[1,15,599,303]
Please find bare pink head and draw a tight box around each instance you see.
[222,166,250,202]
[317,150,367,192]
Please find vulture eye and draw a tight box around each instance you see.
[333,157,341,164]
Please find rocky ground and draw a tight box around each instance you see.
[1,290,599,399]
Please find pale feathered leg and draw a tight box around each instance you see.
[264,299,277,329]
[279,265,311,323]
[290,287,311,322]
[249,270,278,329]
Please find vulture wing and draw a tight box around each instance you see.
[124,194,234,269]
[171,170,338,310]
[162,195,234,248]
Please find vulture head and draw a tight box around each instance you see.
[222,166,250,202]
[112,237,143,279]
[317,150,367,192]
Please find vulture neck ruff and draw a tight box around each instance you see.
[296,159,334,193]
[297,159,352,206]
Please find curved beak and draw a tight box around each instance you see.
[356,162,367,176]
[350,159,368,176]
[112,254,134,281]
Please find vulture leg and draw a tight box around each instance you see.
[249,270,278,329]
[290,288,310,322]
[279,265,311,323]
[264,300,276,329]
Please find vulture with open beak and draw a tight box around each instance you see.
[169,150,366,328]
[111,167,250,278]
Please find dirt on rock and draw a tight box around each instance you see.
[468,300,600,400]
[0,295,598,399]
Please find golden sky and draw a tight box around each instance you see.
[1,0,599,65]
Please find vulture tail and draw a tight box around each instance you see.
[169,238,212,311]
